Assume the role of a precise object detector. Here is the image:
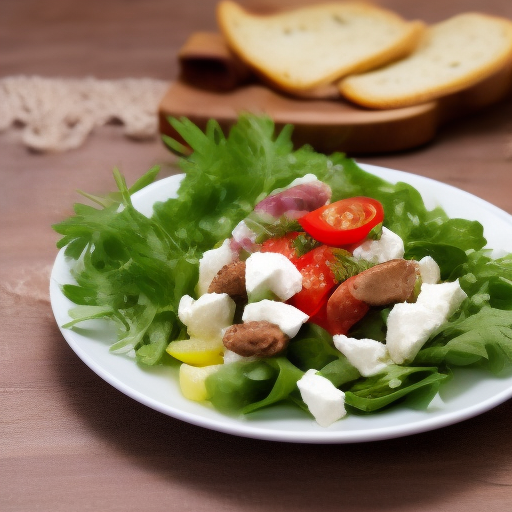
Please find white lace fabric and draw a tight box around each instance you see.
[0,76,170,151]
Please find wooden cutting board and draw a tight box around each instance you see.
[159,32,512,155]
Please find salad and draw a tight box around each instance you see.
[53,115,512,428]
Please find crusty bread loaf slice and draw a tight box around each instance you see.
[217,1,425,94]
[339,13,512,109]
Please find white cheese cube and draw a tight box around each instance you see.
[418,256,441,284]
[333,335,391,377]
[242,299,308,338]
[178,293,236,340]
[245,252,303,301]
[197,239,234,296]
[416,280,467,318]
[231,220,257,245]
[223,349,258,364]
[352,227,404,263]
[178,294,195,321]
[297,369,346,427]
[386,280,467,364]
[385,303,438,365]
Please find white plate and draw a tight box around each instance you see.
[50,163,512,443]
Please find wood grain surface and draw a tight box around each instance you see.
[160,33,512,154]
[2,1,512,512]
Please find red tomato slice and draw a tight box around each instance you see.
[298,197,384,247]
[288,245,339,317]
[261,231,301,262]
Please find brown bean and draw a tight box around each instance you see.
[222,320,289,357]
[208,260,247,303]
[348,259,419,306]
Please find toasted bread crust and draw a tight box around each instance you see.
[217,1,425,94]
[339,13,512,109]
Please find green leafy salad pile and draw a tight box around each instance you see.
[53,115,512,419]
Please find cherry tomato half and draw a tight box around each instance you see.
[298,197,384,247]
[287,245,339,317]
[261,231,302,263]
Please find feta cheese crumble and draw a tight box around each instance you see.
[386,280,467,364]
[178,293,236,340]
[242,299,309,338]
[231,220,257,246]
[297,369,346,427]
[352,227,404,263]
[333,335,392,377]
[418,256,441,284]
[245,251,303,301]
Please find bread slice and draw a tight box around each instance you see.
[216,1,425,94]
[339,13,512,109]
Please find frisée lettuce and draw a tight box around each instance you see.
[53,114,512,422]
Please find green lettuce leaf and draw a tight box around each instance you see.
[415,307,512,373]
[287,324,361,388]
[53,168,198,362]
[242,358,304,414]
[153,116,360,254]
[205,360,278,414]
[345,365,449,413]
[287,324,341,371]
[454,251,512,312]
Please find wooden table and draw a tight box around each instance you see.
[2,1,512,511]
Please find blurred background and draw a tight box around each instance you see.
[4,0,512,80]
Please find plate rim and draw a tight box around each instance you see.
[49,163,512,443]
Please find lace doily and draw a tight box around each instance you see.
[0,76,170,152]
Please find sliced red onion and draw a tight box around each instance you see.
[254,180,331,219]
[230,178,332,256]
